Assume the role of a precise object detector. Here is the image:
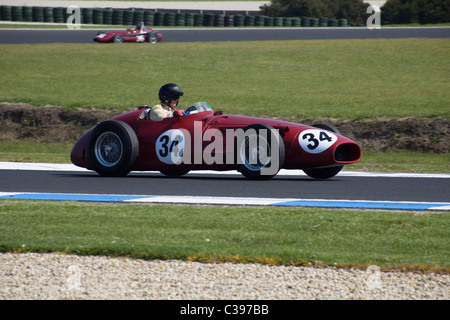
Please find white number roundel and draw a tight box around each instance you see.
[156,129,185,164]
[299,129,337,154]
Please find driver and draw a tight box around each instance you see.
[148,83,184,121]
[135,21,148,33]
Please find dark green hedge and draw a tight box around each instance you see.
[261,0,368,25]
[381,0,450,24]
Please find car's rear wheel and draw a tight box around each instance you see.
[148,32,158,44]
[113,35,124,43]
[236,124,285,180]
[88,120,138,176]
[303,123,343,179]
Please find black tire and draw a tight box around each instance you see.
[147,32,158,44]
[88,120,139,177]
[235,124,285,180]
[303,166,343,179]
[311,123,341,135]
[160,170,190,177]
[113,34,124,43]
[303,123,343,179]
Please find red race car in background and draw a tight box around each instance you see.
[71,102,361,180]
[94,22,162,43]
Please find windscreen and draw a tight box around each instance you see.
[184,102,212,115]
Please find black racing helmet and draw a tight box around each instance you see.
[159,83,184,105]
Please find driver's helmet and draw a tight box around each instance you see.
[159,83,184,106]
[136,21,144,29]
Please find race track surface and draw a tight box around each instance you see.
[1,163,449,211]
[0,27,449,44]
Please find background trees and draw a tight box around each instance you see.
[261,0,369,25]
[381,0,450,24]
[261,0,450,25]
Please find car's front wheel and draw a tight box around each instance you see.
[88,120,139,177]
[113,35,124,43]
[148,32,158,44]
[236,124,285,180]
[303,123,343,179]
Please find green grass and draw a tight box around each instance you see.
[350,151,450,173]
[0,39,449,120]
[0,200,448,270]
[0,141,71,163]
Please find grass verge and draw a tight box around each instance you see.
[0,140,71,163]
[1,39,449,119]
[0,200,448,271]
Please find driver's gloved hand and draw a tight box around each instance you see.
[173,110,184,118]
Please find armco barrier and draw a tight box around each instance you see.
[0,5,348,27]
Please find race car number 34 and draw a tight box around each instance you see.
[156,129,185,164]
[299,129,337,154]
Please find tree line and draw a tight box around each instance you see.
[261,0,450,25]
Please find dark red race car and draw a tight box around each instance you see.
[93,22,162,43]
[71,102,361,179]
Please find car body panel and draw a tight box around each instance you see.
[94,28,163,43]
[71,104,361,178]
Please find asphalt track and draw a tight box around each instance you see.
[0,163,449,210]
[0,27,449,44]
